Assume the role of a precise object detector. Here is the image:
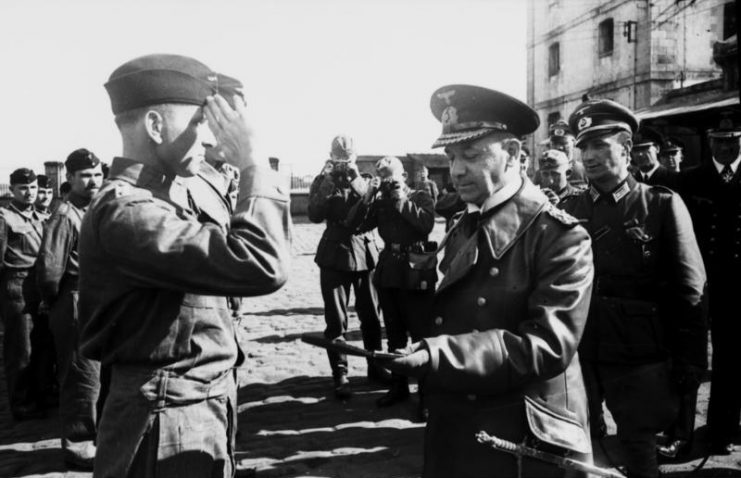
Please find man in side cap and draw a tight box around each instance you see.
[0,168,46,420]
[563,98,707,478]
[549,119,587,188]
[308,134,388,399]
[346,156,436,420]
[380,84,594,477]
[37,148,104,470]
[35,175,54,217]
[680,112,741,455]
[658,137,684,172]
[538,148,583,208]
[79,53,291,477]
[631,126,680,190]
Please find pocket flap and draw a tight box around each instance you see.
[524,395,590,454]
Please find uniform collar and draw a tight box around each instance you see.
[641,162,660,180]
[466,174,523,215]
[8,200,39,220]
[67,191,92,210]
[589,175,635,203]
[712,156,741,175]
[109,157,174,195]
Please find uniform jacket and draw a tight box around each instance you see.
[36,192,88,303]
[420,179,594,478]
[78,157,291,383]
[564,176,707,368]
[555,183,585,210]
[634,164,680,191]
[347,186,436,289]
[680,161,741,285]
[0,202,44,271]
[308,174,380,272]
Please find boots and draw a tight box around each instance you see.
[333,374,352,400]
[376,374,409,407]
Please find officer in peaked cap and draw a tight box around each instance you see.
[659,137,685,172]
[563,98,707,478]
[631,126,680,190]
[548,119,587,188]
[80,54,290,477]
[681,111,741,455]
[0,168,46,420]
[538,149,583,208]
[380,84,594,478]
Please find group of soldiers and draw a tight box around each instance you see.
[0,49,739,478]
[308,85,741,478]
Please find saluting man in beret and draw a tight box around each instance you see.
[0,168,46,420]
[381,84,595,477]
[36,148,103,470]
[78,54,291,477]
[562,98,707,478]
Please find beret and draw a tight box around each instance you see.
[105,53,218,114]
[549,119,573,139]
[36,175,50,189]
[708,111,741,138]
[632,126,664,149]
[539,149,570,170]
[217,73,245,109]
[331,135,355,159]
[10,168,37,185]
[60,182,72,195]
[66,148,101,173]
[568,98,639,147]
[430,84,539,148]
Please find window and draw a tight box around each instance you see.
[547,112,562,127]
[599,18,614,57]
[724,2,736,40]
[548,42,560,77]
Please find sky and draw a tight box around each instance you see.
[0,0,527,181]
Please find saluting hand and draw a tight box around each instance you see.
[205,94,263,169]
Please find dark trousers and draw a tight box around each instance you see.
[29,310,57,405]
[666,389,698,442]
[320,268,382,377]
[707,289,741,445]
[49,278,101,453]
[0,270,39,412]
[377,286,433,351]
[583,360,678,478]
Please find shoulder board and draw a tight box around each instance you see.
[545,204,581,227]
[648,184,674,195]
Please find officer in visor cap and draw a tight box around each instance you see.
[631,126,680,190]
[37,148,104,470]
[379,84,594,478]
[658,137,684,173]
[563,98,707,478]
[79,54,290,477]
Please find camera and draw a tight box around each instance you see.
[378,178,401,198]
[330,159,351,181]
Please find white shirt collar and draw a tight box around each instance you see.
[466,175,523,214]
[712,156,741,174]
[642,162,660,180]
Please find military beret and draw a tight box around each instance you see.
[660,137,684,153]
[60,182,71,195]
[105,53,218,114]
[549,119,573,139]
[37,175,50,189]
[568,98,639,147]
[65,148,101,173]
[217,73,245,109]
[632,126,664,149]
[430,84,539,148]
[708,111,741,139]
[330,134,355,159]
[10,168,36,185]
[539,149,570,170]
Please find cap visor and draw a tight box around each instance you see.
[575,124,632,147]
[431,129,495,149]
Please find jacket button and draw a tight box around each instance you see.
[489,267,500,277]
[420,281,428,290]
[477,297,487,306]
[434,316,443,326]
[467,394,477,401]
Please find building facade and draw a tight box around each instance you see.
[526,0,732,164]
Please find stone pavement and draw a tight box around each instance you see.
[1,218,741,477]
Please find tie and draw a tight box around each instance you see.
[721,165,734,184]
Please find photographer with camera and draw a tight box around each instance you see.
[308,135,389,399]
[346,156,436,421]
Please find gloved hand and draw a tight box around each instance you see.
[671,362,705,393]
[377,342,430,379]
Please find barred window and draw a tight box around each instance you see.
[599,18,614,57]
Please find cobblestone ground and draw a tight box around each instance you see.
[1,218,740,477]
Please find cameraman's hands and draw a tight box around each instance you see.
[364,177,382,203]
[321,160,334,177]
[388,180,406,201]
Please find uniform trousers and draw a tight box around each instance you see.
[49,276,101,456]
[707,282,741,446]
[582,360,678,478]
[320,268,382,377]
[0,268,40,412]
[377,287,433,351]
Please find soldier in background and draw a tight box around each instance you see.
[659,138,684,173]
[347,156,435,420]
[681,113,741,455]
[564,99,707,478]
[0,168,45,420]
[413,165,439,203]
[538,149,583,208]
[434,183,465,231]
[308,135,388,399]
[35,175,54,217]
[631,126,680,190]
[37,149,104,469]
[549,119,587,188]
